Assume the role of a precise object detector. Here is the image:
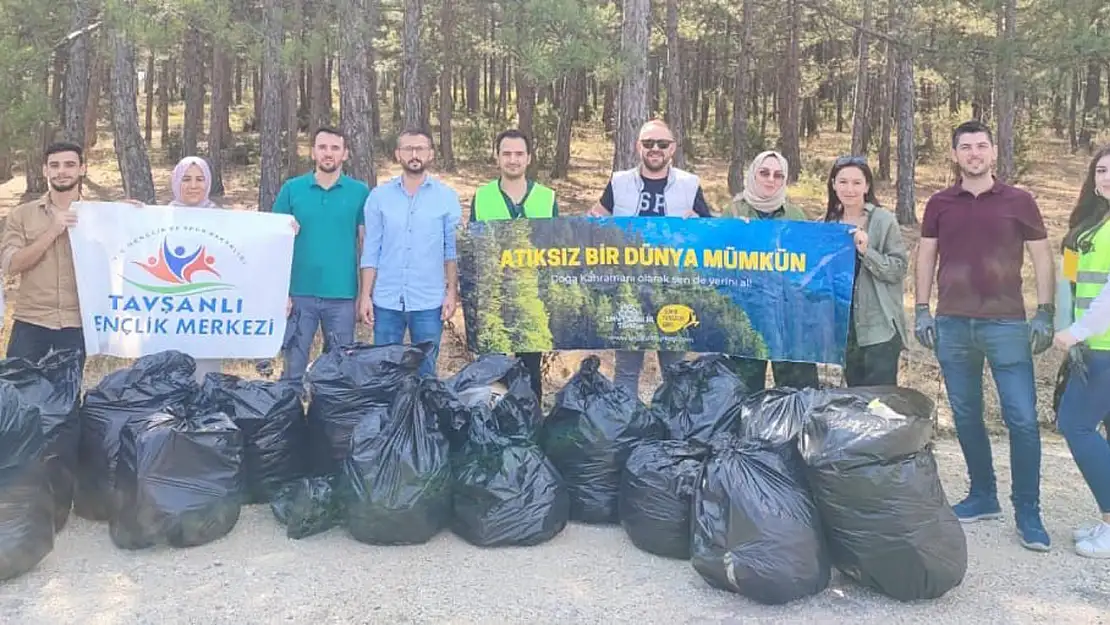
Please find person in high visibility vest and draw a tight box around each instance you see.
[1053,145,1110,558]
[469,129,558,400]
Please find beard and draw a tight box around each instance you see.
[642,155,669,173]
[404,160,426,174]
[49,178,80,193]
[316,162,340,174]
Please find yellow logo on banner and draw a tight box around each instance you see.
[656,305,699,334]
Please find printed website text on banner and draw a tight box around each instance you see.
[69,201,295,359]
[459,217,856,365]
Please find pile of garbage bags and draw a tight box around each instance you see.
[0,380,54,581]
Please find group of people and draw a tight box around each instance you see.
[1,117,1109,560]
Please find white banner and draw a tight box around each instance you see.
[69,201,295,359]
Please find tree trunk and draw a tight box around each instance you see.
[234,56,243,105]
[614,0,650,170]
[183,25,205,157]
[84,44,105,148]
[145,53,155,143]
[515,73,536,148]
[63,1,93,145]
[209,44,231,196]
[438,0,456,171]
[285,65,300,176]
[466,66,480,114]
[727,0,754,195]
[603,84,615,134]
[994,0,1017,182]
[894,42,916,224]
[664,0,686,168]
[553,71,584,179]
[339,0,378,187]
[158,59,171,147]
[877,6,895,181]
[309,16,331,139]
[1068,68,1080,152]
[1078,59,1102,153]
[778,0,802,182]
[259,1,285,212]
[110,10,156,204]
[402,0,424,129]
[25,63,49,196]
[850,0,872,155]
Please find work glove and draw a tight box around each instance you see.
[1067,344,1090,386]
[1029,303,1055,355]
[914,304,936,350]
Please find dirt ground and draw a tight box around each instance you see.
[0,436,1107,624]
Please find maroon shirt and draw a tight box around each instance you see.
[921,180,1047,319]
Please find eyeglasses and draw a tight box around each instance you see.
[641,139,673,150]
[834,155,867,167]
[756,168,786,180]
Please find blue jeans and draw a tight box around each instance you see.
[281,296,357,384]
[373,306,443,378]
[1057,350,1110,513]
[935,316,1041,508]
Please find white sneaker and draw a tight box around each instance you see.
[1075,523,1110,559]
[1074,521,1103,543]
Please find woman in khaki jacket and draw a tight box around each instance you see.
[823,156,908,386]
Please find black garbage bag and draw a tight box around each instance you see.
[692,433,830,605]
[342,376,453,545]
[110,410,244,550]
[800,387,967,602]
[448,356,569,547]
[738,388,812,446]
[0,350,82,531]
[540,356,665,524]
[305,343,425,475]
[619,439,707,559]
[271,476,342,539]
[75,351,198,521]
[200,374,308,503]
[650,355,746,443]
[0,381,54,581]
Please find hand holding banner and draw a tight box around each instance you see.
[69,201,295,359]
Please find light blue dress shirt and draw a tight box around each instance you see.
[360,174,461,312]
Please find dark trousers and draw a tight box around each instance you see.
[519,352,543,403]
[725,356,818,392]
[7,320,86,376]
[844,329,902,387]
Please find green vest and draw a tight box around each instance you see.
[1075,220,1110,350]
[473,180,555,221]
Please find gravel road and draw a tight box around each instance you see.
[2,434,1109,625]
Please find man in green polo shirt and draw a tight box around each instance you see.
[272,125,370,384]
[470,128,557,400]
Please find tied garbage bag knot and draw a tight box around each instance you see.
[540,356,666,524]
[800,387,967,602]
[448,356,569,547]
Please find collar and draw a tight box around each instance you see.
[392,173,434,190]
[497,177,533,201]
[310,171,346,190]
[953,177,1004,197]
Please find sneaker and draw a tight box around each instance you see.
[1015,507,1051,552]
[1076,523,1110,558]
[952,495,1003,523]
[1074,521,1103,543]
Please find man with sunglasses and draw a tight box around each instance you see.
[588,119,711,397]
[359,127,462,379]
[914,120,1055,552]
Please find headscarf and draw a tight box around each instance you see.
[170,156,217,207]
[741,150,789,214]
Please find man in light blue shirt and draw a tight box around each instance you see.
[358,128,461,378]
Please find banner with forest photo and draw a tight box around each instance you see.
[459,217,858,365]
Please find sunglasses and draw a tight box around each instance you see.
[756,168,786,180]
[641,139,673,150]
[834,155,868,167]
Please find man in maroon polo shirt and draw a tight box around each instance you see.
[914,120,1056,552]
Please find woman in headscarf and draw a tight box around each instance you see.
[723,151,819,392]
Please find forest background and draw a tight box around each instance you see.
[0,0,1107,428]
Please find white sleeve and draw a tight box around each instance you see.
[1068,272,1110,341]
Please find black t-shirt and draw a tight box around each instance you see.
[599,176,712,217]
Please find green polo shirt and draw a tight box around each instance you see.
[272,172,370,299]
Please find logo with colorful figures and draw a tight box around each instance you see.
[125,237,232,295]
